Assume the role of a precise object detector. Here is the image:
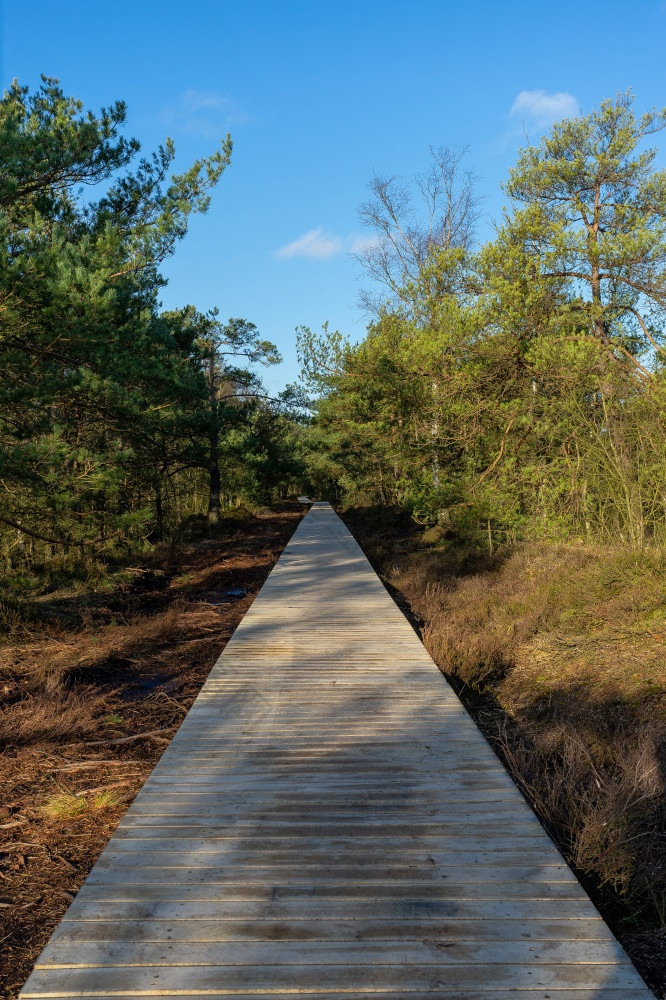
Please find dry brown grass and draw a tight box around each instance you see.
[0,691,104,747]
[498,720,664,892]
[0,601,225,751]
[391,542,666,705]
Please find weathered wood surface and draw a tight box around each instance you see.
[20,502,652,999]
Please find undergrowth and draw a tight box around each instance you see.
[0,505,268,635]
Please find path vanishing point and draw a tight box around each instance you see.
[20,503,652,999]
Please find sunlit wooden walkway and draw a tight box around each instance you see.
[21,503,652,999]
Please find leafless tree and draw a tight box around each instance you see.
[355,145,481,312]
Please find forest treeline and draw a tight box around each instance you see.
[4,81,666,579]
[0,76,304,579]
[301,93,666,552]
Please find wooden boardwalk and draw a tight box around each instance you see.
[21,503,652,999]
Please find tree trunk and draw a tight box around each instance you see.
[590,263,608,343]
[154,486,164,538]
[431,380,440,488]
[589,188,608,344]
[208,434,221,525]
[206,348,221,526]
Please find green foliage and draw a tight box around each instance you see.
[301,94,666,550]
[0,78,303,574]
[493,91,666,374]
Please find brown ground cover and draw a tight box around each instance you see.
[0,503,304,1000]
[342,505,666,999]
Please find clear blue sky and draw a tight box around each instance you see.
[4,0,666,391]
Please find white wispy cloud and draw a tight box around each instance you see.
[160,89,250,136]
[348,234,381,254]
[275,229,376,261]
[275,229,343,260]
[510,89,579,128]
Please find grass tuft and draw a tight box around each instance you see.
[41,793,87,820]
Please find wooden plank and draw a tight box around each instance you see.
[19,502,652,999]
[107,834,556,849]
[121,798,532,816]
[97,845,566,864]
[19,983,646,1000]
[68,881,593,900]
[18,993,650,1000]
[19,992,652,1000]
[61,898,613,921]
[87,864,575,883]
[113,817,545,831]
[52,917,614,942]
[117,817,541,832]
[20,963,645,994]
[35,938,630,967]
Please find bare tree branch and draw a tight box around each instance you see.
[355,146,481,311]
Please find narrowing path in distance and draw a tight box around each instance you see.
[20,502,652,999]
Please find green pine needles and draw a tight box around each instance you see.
[0,77,293,574]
